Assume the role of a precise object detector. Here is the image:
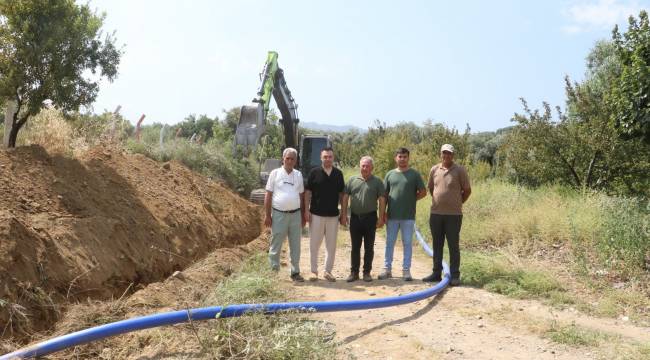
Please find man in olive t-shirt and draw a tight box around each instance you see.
[341,156,386,282]
[379,147,427,281]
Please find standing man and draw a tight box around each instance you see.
[341,156,386,282]
[304,147,345,282]
[380,147,427,281]
[423,144,471,286]
[265,148,307,282]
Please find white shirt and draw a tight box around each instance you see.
[265,167,304,211]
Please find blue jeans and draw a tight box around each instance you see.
[384,219,415,271]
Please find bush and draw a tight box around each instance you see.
[125,138,258,195]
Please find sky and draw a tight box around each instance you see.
[88,0,648,132]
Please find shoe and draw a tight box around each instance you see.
[346,272,359,282]
[450,277,461,286]
[309,272,318,282]
[422,273,442,283]
[324,271,336,282]
[290,273,304,282]
[378,270,392,280]
[362,273,372,282]
[402,269,413,282]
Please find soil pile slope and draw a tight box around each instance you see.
[0,145,260,339]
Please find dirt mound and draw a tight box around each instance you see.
[0,145,261,340]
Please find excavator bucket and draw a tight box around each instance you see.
[234,104,265,150]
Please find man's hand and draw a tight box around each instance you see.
[264,215,272,228]
[376,217,384,229]
[301,214,307,228]
[303,212,311,225]
[340,214,348,226]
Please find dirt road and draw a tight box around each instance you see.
[280,230,650,360]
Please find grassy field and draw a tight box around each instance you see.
[410,179,650,321]
[201,253,336,359]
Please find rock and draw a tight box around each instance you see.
[478,324,484,328]
[476,315,483,320]
[57,195,63,200]
[446,346,454,353]
[621,316,629,322]
[171,270,184,280]
[162,162,171,170]
[613,282,625,289]
[368,292,376,296]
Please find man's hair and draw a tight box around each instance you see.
[360,156,374,166]
[395,147,410,156]
[320,146,334,154]
[282,147,298,158]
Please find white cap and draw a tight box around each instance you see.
[441,144,455,153]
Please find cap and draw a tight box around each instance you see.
[441,144,455,153]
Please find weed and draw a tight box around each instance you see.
[546,323,609,347]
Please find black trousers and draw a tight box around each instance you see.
[429,214,463,279]
[349,212,377,274]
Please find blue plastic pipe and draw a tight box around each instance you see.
[2,227,445,359]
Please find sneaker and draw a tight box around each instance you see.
[362,273,372,282]
[324,271,336,282]
[290,273,304,282]
[450,277,461,286]
[378,270,392,280]
[309,272,318,282]
[422,273,442,283]
[402,269,413,282]
[346,272,359,282]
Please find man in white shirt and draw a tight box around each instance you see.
[264,148,307,281]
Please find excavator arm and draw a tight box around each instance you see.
[235,51,299,151]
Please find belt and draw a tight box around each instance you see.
[351,211,377,217]
[273,207,300,214]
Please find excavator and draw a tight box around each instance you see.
[235,51,332,204]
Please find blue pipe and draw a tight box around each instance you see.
[2,227,445,359]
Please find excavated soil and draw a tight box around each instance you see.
[0,145,261,341]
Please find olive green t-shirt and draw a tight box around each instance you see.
[384,168,425,220]
[345,175,386,215]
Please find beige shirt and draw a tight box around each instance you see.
[428,163,471,215]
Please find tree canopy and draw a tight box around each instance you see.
[0,0,121,147]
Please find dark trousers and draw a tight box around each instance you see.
[349,212,377,274]
[429,214,463,279]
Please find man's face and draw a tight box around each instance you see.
[441,151,454,165]
[395,152,409,168]
[360,159,373,178]
[283,153,297,170]
[321,150,334,168]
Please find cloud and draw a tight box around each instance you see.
[562,0,644,34]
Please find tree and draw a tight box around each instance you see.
[0,0,121,147]
[610,10,650,142]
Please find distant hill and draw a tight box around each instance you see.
[300,121,366,133]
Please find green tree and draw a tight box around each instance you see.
[609,10,650,142]
[0,0,121,147]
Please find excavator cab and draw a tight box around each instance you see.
[299,135,332,179]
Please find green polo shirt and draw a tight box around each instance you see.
[384,168,425,220]
[345,174,385,215]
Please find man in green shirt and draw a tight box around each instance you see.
[379,147,427,281]
[341,156,386,282]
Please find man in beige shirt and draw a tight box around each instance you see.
[422,144,471,286]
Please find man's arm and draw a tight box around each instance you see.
[377,195,386,228]
[300,191,306,227]
[340,193,349,226]
[462,187,472,203]
[264,191,273,227]
[303,190,311,223]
